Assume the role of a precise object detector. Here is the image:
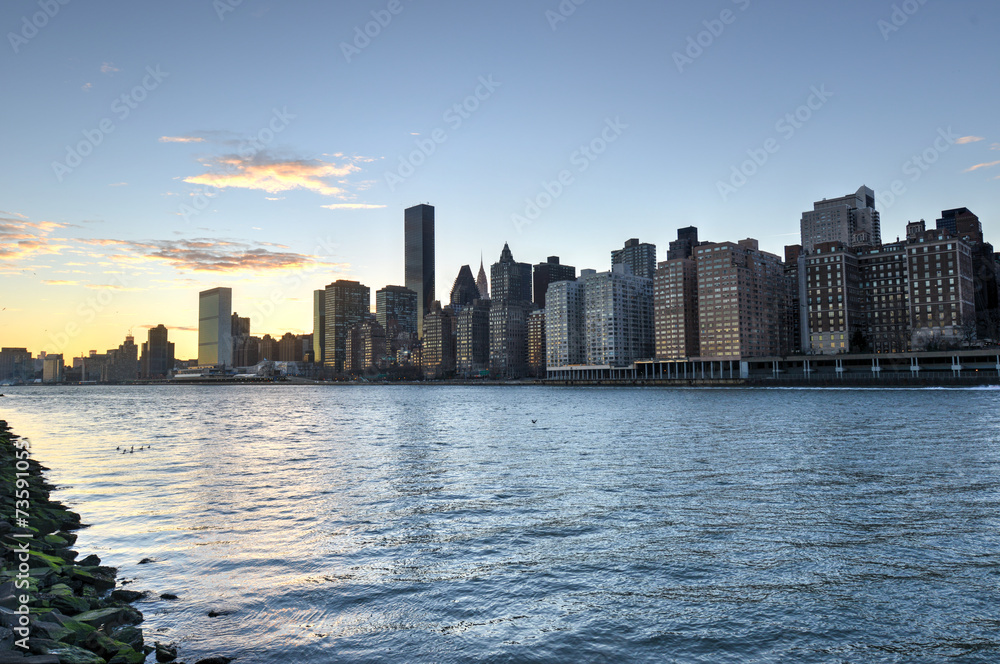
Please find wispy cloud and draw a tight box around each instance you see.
[160,135,207,143]
[81,82,93,92]
[41,280,81,286]
[956,136,985,145]
[321,203,386,210]
[109,182,128,187]
[100,62,120,74]
[0,217,74,265]
[964,161,1000,173]
[992,143,1000,151]
[78,237,346,274]
[183,154,369,198]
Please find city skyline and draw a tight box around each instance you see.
[2,1,999,359]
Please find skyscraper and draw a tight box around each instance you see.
[800,186,881,254]
[612,238,657,280]
[140,324,174,378]
[450,265,480,315]
[376,285,418,340]
[545,277,589,368]
[695,239,794,359]
[667,226,700,260]
[456,299,491,377]
[313,290,326,364]
[405,204,435,338]
[476,258,490,300]
[198,287,232,367]
[584,264,654,366]
[654,258,700,359]
[490,243,532,303]
[324,280,371,373]
[532,256,576,309]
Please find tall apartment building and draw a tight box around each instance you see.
[611,238,656,280]
[803,242,865,354]
[858,241,911,353]
[313,290,326,364]
[456,299,491,377]
[654,258,699,359]
[800,186,881,254]
[345,318,386,374]
[101,335,138,383]
[545,277,589,368]
[324,280,371,373]
[696,240,794,360]
[667,226,701,260]
[198,287,232,367]
[906,222,976,350]
[936,208,999,342]
[422,302,456,378]
[527,309,546,377]
[259,334,280,361]
[584,264,654,366]
[491,243,532,303]
[532,256,575,309]
[140,324,174,378]
[376,286,418,341]
[489,301,533,378]
[405,204,435,338]
[0,348,33,383]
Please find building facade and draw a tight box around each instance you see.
[532,256,575,309]
[584,264,654,366]
[405,204,435,338]
[654,258,700,359]
[140,324,174,378]
[198,287,233,367]
[324,280,371,373]
[527,309,546,377]
[800,185,881,254]
[456,299,491,377]
[545,277,589,368]
[612,238,657,280]
[696,240,794,360]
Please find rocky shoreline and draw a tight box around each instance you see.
[0,420,231,664]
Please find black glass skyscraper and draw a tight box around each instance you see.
[405,204,435,338]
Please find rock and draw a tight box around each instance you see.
[33,642,107,664]
[0,654,60,664]
[109,590,146,603]
[107,625,143,652]
[77,554,102,567]
[155,642,178,662]
[71,606,143,631]
[30,617,74,643]
[137,559,155,565]
[206,610,232,618]
[159,593,179,601]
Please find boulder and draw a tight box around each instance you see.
[155,642,178,662]
[71,606,143,631]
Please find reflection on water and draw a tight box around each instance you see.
[2,385,1000,663]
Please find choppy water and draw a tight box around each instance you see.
[2,385,1000,663]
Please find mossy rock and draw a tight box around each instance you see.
[72,606,143,630]
[109,624,144,651]
[39,642,109,664]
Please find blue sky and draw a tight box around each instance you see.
[2,0,998,358]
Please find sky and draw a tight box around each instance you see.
[1,0,998,359]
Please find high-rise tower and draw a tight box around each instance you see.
[405,204,435,338]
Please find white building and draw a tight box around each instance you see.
[584,264,654,367]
